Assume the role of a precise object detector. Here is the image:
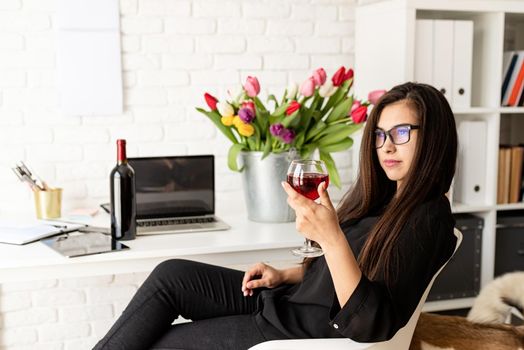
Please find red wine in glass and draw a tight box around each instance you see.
[287,173,329,200]
[286,159,329,258]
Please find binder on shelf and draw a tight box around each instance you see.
[509,146,524,203]
[414,19,473,108]
[508,59,524,107]
[501,52,518,104]
[452,20,473,108]
[433,20,454,105]
[502,52,524,106]
[415,19,433,85]
[455,120,487,205]
[497,146,512,204]
[519,85,524,106]
[497,148,505,204]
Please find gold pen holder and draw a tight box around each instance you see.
[33,188,62,219]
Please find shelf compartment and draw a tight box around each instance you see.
[423,297,475,312]
[452,203,492,213]
[416,10,504,108]
[496,202,524,211]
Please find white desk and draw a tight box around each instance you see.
[0,215,304,283]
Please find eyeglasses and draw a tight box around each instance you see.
[374,124,420,149]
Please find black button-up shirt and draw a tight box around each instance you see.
[255,195,456,342]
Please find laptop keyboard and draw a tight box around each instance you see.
[137,217,216,227]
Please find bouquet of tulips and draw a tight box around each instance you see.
[197,66,385,188]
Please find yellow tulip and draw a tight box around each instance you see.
[233,115,243,128]
[237,122,255,137]
[221,116,235,126]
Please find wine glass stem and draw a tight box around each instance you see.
[306,238,313,249]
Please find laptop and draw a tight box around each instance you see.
[127,155,230,235]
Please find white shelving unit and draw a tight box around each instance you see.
[355,0,524,312]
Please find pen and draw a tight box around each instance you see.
[12,162,47,191]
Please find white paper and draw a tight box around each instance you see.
[56,0,123,116]
[57,0,119,30]
[57,31,123,115]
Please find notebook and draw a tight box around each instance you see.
[128,155,230,235]
[0,219,85,245]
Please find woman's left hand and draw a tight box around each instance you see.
[281,181,343,248]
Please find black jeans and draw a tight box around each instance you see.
[93,259,276,350]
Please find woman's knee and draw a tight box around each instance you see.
[150,259,197,283]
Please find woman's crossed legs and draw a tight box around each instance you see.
[94,259,269,350]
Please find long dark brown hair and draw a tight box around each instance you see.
[334,82,457,285]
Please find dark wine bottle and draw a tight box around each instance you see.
[110,139,136,241]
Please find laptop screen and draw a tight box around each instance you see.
[128,155,215,219]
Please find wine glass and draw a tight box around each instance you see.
[287,159,329,257]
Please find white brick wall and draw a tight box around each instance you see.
[0,273,148,350]
[0,0,358,346]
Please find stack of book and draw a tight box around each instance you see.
[497,145,524,204]
[501,51,524,107]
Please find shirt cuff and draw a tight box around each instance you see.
[328,273,372,336]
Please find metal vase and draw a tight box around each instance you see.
[240,151,298,222]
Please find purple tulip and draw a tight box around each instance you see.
[270,123,284,136]
[238,107,255,123]
[280,128,295,144]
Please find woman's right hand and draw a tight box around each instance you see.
[241,262,284,297]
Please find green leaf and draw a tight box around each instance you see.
[319,151,341,188]
[318,137,353,153]
[300,143,317,159]
[300,95,319,133]
[270,102,289,117]
[316,123,361,145]
[257,110,270,139]
[294,131,306,149]
[254,96,268,113]
[320,79,352,116]
[247,137,257,150]
[311,123,349,142]
[281,110,300,128]
[228,143,247,172]
[305,121,326,141]
[267,94,279,108]
[196,107,238,144]
[252,123,262,150]
[261,136,272,159]
[325,97,352,123]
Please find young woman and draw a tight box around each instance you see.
[94,82,458,350]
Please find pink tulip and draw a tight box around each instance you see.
[300,77,316,97]
[313,68,326,86]
[368,89,387,105]
[351,105,368,124]
[244,76,260,98]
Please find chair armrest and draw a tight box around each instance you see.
[249,338,376,350]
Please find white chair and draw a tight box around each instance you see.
[249,228,463,350]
